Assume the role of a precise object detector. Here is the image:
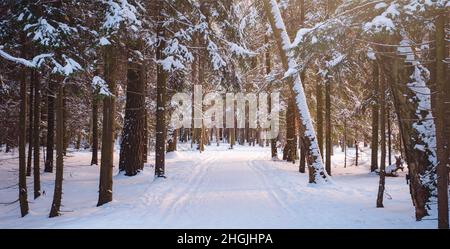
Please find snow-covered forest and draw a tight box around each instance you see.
[0,0,449,229]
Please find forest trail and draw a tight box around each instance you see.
[0,145,436,228]
[143,147,300,227]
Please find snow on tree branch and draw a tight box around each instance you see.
[51,55,83,76]
[92,76,112,96]
[102,0,142,32]
[0,46,53,68]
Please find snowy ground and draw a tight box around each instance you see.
[0,144,436,228]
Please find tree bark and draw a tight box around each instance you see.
[283,98,296,162]
[229,128,235,149]
[32,69,41,199]
[26,71,33,176]
[387,54,436,220]
[344,120,347,168]
[263,0,328,183]
[44,78,55,172]
[299,139,306,173]
[316,79,324,160]
[91,95,98,165]
[200,124,206,151]
[376,65,387,208]
[75,133,81,150]
[371,61,379,172]
[62,93,68,156]
[265,35,277,159]
[143,111,148,164]
[299,71,306,172]
[18,40,29,217]
[216,127,220,146]
[167,129,178,152]
[434,10,449,229]
[387,104,392,165]
[119,40,145,176]
[49,84,64,218]
[155,8,167,177]
[197,42,205,152]
[325,0,335,175]
[325,80,331,175]
[97,45,117,206]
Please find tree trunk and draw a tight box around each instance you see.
[167,129,178,152]
[229,128,235,149]
[325,0,334,175]
[344,120,347,168]
[44,78,55,172]
[386,53,436,220]
[200,124,206,151]
[371,61,379,172]
[182,128,188,143]
[75,133,81,150]
[18,40,29,217]
[316,79,324,159]
[49,84,64,218]
[434,10,449,229]
[97,45,117,206]
[32,69,41,199]
[155,10,167,177]
[299,139,306,173]
[387,104,392,165]
[140,61,147,168]
[26,71,33,176]
[376,64,387,208]
[325,80,331,175]
[299,71,306,172]
[215,128,220,146]
[91,95,98,165]
[62,93,68,156]
[119,40,145,176]
[265,35,277,159]
[263,0,328,183]
[143,111,148,164]
[284,98,296,162]
[190,40,197,150]
[197,42,205,152]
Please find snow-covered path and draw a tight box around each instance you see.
[143,148,303,227]
[0,145,436,228]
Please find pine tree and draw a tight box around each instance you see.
[387,103,392,166]
[44,78,55,172]
[265,35,277,160]
[387,53,436,220]
[376,64,387,208]
[32,69,41,199]
[316,78,324,159]
[27,73,33,176]
[325,76,331,175]
[97,44,118,206]
[263,0,328,183]
[370,61,379,172]
[18,34,29,217]
[119,39,146,176]
[434,8,448,229]
[155,0,167,177]
[49,84,64,217]
[91,94,99,165]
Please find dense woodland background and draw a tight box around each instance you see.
[0,0,448,228]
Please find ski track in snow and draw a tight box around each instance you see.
[0,145,436,228]
[247,159,299,217]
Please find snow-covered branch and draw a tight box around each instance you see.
[0,46,53,68]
